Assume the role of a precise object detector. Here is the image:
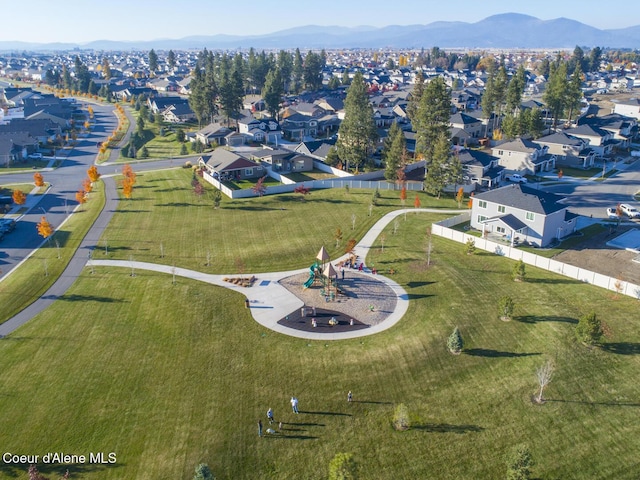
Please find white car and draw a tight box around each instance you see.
[606,207,619,219]
[619,204,640,219]
[28,153,43,159]
[506,174,528,184]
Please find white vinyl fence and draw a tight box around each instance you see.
[432,214,640,300]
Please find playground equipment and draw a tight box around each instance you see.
[303,263,321,289]
[301,247,341,300]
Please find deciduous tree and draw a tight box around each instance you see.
[392,403,410,431]
[33,172,44,187]
[36,216,53,239]
[294,184,311,199]
[82,178,93,193]
[413,194,421,209]
[498,296,515,321]
[251,176,267,197]
[75,189,87,206]
[12,189,26,205]
[512,259,526,282]
[535,360,554,403]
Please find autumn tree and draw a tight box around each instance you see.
[122,164,137,185]
[33,172,45,187]
[400,185,407,206]
[12,189,26,205]
[252,176,267,197]
[294,184,311,199]
[345,239,357,254]
[122,177,134,199]
[334,228,343,247]
[87,165,101,183]
[455,187,464,208]
[413,194,421,209]
[76,189,87,206]
[36,216,53,239]
[82,178,93,193]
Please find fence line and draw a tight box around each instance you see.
[432,221,640,300]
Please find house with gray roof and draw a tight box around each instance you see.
[564,124,615,157]
[492,137,556,175]
[198,149,263,181]
[613,98,640,120]
[457,149,504,188]
[534,132,596,168]
[470,183,578,247]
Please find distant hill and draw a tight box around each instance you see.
[1,13,639,51]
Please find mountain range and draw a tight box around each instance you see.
[2,13,640,51]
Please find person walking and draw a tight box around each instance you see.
[267,408,274,424]
[258,419,263,437]
[347,391,353,402]
[291,396,299,414]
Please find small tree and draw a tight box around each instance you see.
[392,403,411,431]
[75,189,87,205]
[212,190,222,209]
[575,311,603,346]
[413,194,421,209]
[334,228,343,248]
[512,259,526,282]
[36,216,53,239]
[294,184,311,199]
[345,239,357,254]
[328,452,357,480]
[399,185,407,206]
[180,143,188,155]
[33,172,45,187]
[465,238,476,255]
[122,177,134,199]
[505,444,534,480]
[82,178,93,193]
[12,189,26,205]
[535,360,554,404]
[498,296,515,321]
[447,327,463,354]
[193,463,215,480]
[252,176,267,197]
[455,187,464,208]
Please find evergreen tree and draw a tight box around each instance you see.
[588,46,603,72]
[424,132,453,198]
[523,108,545,139]
[303,51,323,91]
[341,69,351,86]
[505,444,533,480]
[565,65,583,125]
[383,122,406,181]
[193,463,215,480]
[336,72,378,173]
[148,49,158,73]
[277,50,293,93]
[325,146,340,167]
[406,71,425,126]
[102,57,112,80]
[576,311,603,346]
[167,50,176,70]
[328,452,357,480]
[262,68,284,119]
[73,56,91,93]
[543,62,569,129]
[506,65,526,115]
[413,76,451,163]
[292,48,304,93]
[447,327,463,354]
[327,76,340,90]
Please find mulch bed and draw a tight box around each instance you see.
[277,307,368,333]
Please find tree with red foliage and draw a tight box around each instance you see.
[400,185,407,206]
[87,165,101,183]
[414,194,421,209]
[294,184,311,200]
[12,189,26,205]
[252,176,267,197]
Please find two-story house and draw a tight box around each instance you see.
[564,124,615,157]
[450,112,484,147]
[237,114,283,144]
[580,114,637,149]
[613,98,640,120]
[534,132,596,168]
[458,149,504,188]
[491,138,556,175]
[470,183,578,248]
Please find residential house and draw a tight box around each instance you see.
[291,138,337,162]
[564,124,615,157]
[250,147,313,173]
[161,102,197,123]
[198,149,263,181]
[492,137,556,175]
[0,132,39,166]
[237,114,283,144]
[243,95,265,112]
[281,112,318,141]
[195,123,233,146]
[470,183,578,247]
[534,132,596,168]
[148,96,189,114]
[0,118,62,145]
[457,149,504,188]
[581,113,638,149]
[613,98,640,120]
[450,112,484,147]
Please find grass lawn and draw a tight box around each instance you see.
[0,183,35,197]
[519,223,607,258]
[558,167,601,179]
[104,169,455,272]
[1,171,639,479]
[0,181,105,325]
[284,170,337,182]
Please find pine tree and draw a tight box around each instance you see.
[447,327,463,354]
[383,122,405,181]
[543,62,569,128]
[413,76,451,163]
[262,68,284,119]
[336,72,378,173]
[505,444,534,480]
[575,311,603,346]
[424,132,452,198]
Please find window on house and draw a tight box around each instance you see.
[496,226,506,234]
[478,200,487,209]
[498,150,503,155]
[477,215,487,223]
[245,169,253,176]
[526,212,535,221]
[498,205,506,213]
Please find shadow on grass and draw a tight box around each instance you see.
[264,434,318,440]
[56,294,127,303]
[546,398,640,407]
[601,342,640,355]
[525,277,581,285]
[116,209,151,213]
[516,315,578,324]
[405,281,435,289]
[299,411,352,417]
[351,400,393,405]
[403,294,432,300]
[464,348,541,358]
[285,422,326,427]
[413,423,485,434]
[154,202,205,207]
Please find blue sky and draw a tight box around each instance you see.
[5,0,639,43]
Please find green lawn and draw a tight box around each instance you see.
[104,169,454,272]
[1,171,639,479]
[558,167,601,179]
[284,170,337,182]
[0,181,105,324]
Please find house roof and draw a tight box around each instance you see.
[450,112,481,126]
[457,149,498,168]
[536,132,584,147]
[482,213,528,231]
[493,137,540,154]
[566,124,609,138]
[201,149,257,172]
[473,183,567,215]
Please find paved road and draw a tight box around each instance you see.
[539,157,640,219]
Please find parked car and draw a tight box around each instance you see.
[606,207,619,219]
[619,204,640,218]
[505,174,528,183]
[0,219,16,232]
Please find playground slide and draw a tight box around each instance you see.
[303,272,315,289]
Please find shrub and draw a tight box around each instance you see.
[498,296,515,321]
[575,311,603,346]
[512,259,526,282]
[447,327,463,354]
[392,403,410,431]
[505,444,533,480]
[465,238,476,255]
[328,452,357,480]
